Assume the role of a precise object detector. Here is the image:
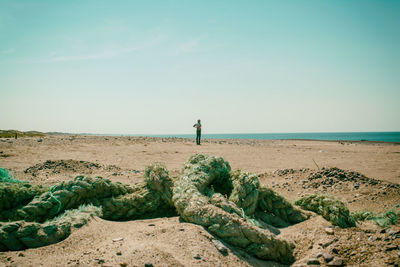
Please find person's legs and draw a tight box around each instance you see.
[197,130,201,145]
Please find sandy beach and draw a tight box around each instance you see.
[0,135,399,266]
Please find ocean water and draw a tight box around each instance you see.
[141,132,400,143]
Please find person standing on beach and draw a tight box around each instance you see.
[193,119,202,145]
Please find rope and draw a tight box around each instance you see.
[50,185,62,214]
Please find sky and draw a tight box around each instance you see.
[1,0,399,134]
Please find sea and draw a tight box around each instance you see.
[117,132,400,143]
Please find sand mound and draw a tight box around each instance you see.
[306,167,399,189]
[24,160,101,176]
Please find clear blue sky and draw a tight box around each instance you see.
[1,0,399,134]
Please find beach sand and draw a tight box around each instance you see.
[0,135,399,266]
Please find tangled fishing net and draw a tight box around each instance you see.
[1,154,310,264]
[0,167,21,183]
[351,205,400,227]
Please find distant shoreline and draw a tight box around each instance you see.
[2,130,400,143]
[78,132,400,144]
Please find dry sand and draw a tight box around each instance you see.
[0,135,399,266]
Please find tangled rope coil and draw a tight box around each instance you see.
[0,154,310,264]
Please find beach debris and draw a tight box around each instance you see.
[385,244,398,251]
[322,252,334,262]
[193,253,201,259]
[325,227,335,235]
[172,154,308,264]
[0,168,21,183]
[307,257,320,265]
[0,204,100,251]
[295,194,356,228]
[326,257,344,266]
[0,182,48,220]
[1,153,311,264]
[212,239,229,256]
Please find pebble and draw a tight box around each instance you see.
[327,258,344,266]
[119,263,128,267]
[96,259,105,264]
[116,251,122,256]
[321,240,334,248]
[307,258,320,265]
[325,228,334,235]
[112,238,124,242]
[322,252,333,262]
[212,239,228,256]
[18,252,24,257]
[144,263,153,267]
[194,253,201,260]
[148,223,155,227]
[386,245,398,251]
[388,229,399,236]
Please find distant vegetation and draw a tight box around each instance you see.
[0,130,45,138]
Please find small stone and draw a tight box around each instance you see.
[388,229,399,236]
[213,239,228,256]
[368,236,376,242]
[322,240,334,248]
[327,258,344,266]
[307,258,320,265]
[325,228,334,235]
[116,251,122,256]
[331,248,339,254]
[144,263,153,267]
[315,252,324,258]
[386,245,398,251]
[18,252,24,257]
[148,223,155,226]
[194,253,201,260]
[112,238,124,242]
[322,252,333,262]
[119,263,128,267]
